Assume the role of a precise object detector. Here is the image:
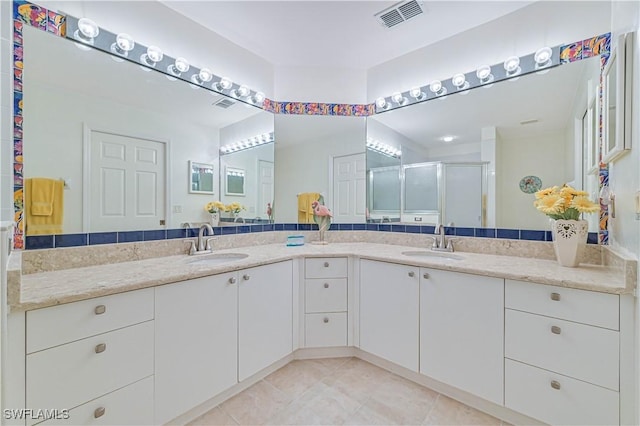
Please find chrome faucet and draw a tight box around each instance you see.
[432,224,454,252]
[190,224,214,255]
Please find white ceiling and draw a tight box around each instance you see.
[161,1,534,69]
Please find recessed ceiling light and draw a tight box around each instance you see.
[443,136,454,142]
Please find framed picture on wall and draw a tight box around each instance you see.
[225,167,246,196]
[602,31,633,164]
[188,161,215,194]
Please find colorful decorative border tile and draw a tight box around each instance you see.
[560,32,610,64]
[11,0,66,249]
[263,99,375,117]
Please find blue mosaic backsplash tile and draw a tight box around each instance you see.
[23,224,600,250]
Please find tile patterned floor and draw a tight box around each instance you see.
[187,357,508,425]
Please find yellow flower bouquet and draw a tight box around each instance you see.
[205,201,226,214]
[534,184,599,220]
[225,202,246,214]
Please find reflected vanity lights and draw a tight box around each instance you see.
[366,137,401,158]
[66,14,267,108]
[375,45,560,114]
[220,132,275,155]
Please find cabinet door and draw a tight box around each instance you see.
[239,261,293,381]
[420,269,504,405]
[155,273,238,425]
[359,260,419,371]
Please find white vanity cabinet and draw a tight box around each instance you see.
[154,272,238,425]
[238,260,293,381]
[304,257,348,347]
[504,279,621,425]
[419,269,504,405]
[359,259,419,371]
[25,288,155,426]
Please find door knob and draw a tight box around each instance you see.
[243,274,250,281]
[228,277,236,284]
[324,262,330,267]
[324,283,329,288]
[408,271,415,277]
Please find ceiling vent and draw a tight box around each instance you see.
[375,1,424,28]
[213,98,236,109]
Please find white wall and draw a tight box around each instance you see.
[497,129,568,230]
[24,83,221,232]
[274,65,367,104]
[367,1,612,101]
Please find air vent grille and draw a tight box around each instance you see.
[375,1,424,28]
[214,98,236,109]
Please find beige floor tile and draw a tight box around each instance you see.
[422,394,469,425]
[303,357,352,374]
[219,380,291,425]
[302,382,364,424]
[343,404,400,425]
[264,399,327,425]
[456,404,502,426]
[187,407,238,426]
[264,360,327,397]
[364,374,438,425]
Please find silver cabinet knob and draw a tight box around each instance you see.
[228,277,237,284]
[550,380,561,390]
[550,292,561,301]
[94,305,106,315]
[323,317,329,323]
[408,271,415,277]
[94,407,106,418]
[551,326,561,335]
[324,262,330,267]
[243,274,250,281]
[324,283,329,289]
[423,273,430,279]
[95,343,106,354]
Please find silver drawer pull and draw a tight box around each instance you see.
[95,343,107,354]
[324,262,330,267]
[324,283,329,289]
[94,305,106,315]
[550,292,561,301]
[228,277,237,284]
[323,317,329,323]
[551,326,561,335]
[408,271,415,277]
[550,380,561,390]
[423,273,430,279]
[243,274,250,281]
[94,407,106,418]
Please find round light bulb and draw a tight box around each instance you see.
[375,97,387,108]
[220,77,233,90]
[237,85,250,97]
[198,68,213,83]
[476,65,492,80]
[452,73,466,88]
[146,46,163,63]
[409,87,423,99]
[443,136,454,142]
[391,92,404,104]
[429,80,442,94]
[174,57,189,73]
[253,92,265,103]
[534,47,553,66]
[504,56,520,73]
[77,18,99,39]
[115,33,135,52]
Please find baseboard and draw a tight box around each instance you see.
[293,346,356,359]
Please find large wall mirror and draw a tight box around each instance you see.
[22,25,273,236]
[274,115,366,224]
[366,54,602,233]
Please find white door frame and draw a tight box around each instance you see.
[82,123,171,233]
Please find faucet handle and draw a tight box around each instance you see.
[205,237,215,251]
[188,240,197,255]
[445,238,457,251]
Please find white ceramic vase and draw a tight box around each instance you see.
[210,212,220,227]
[550,219,588,267]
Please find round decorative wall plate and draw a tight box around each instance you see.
[519,175,542,194]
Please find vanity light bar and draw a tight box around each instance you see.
[374,45,562,113]
[366,137,401,158]
[220,132,275,155]
[65,15,267,109]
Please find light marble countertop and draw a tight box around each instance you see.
[10,242,634,312]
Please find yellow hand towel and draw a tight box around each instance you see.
[29,178,55,216]
[298,192,320,223]
[25,178,64,236]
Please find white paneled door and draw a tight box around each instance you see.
[88,131,166,232]
[332,153,366,223]
[257,160,274,219]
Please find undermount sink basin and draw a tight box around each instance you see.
[188,253,249,265]
[401,251,464,261]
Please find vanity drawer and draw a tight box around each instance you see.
[37,376,154,426]
[505,279,619,330]
[505,359,619,426]
[27,288,154,353]
[305,313,347,347]
[505,309,619,390]
[305,278,347,313]
[305,257,348,279]
[27,321,154,414]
